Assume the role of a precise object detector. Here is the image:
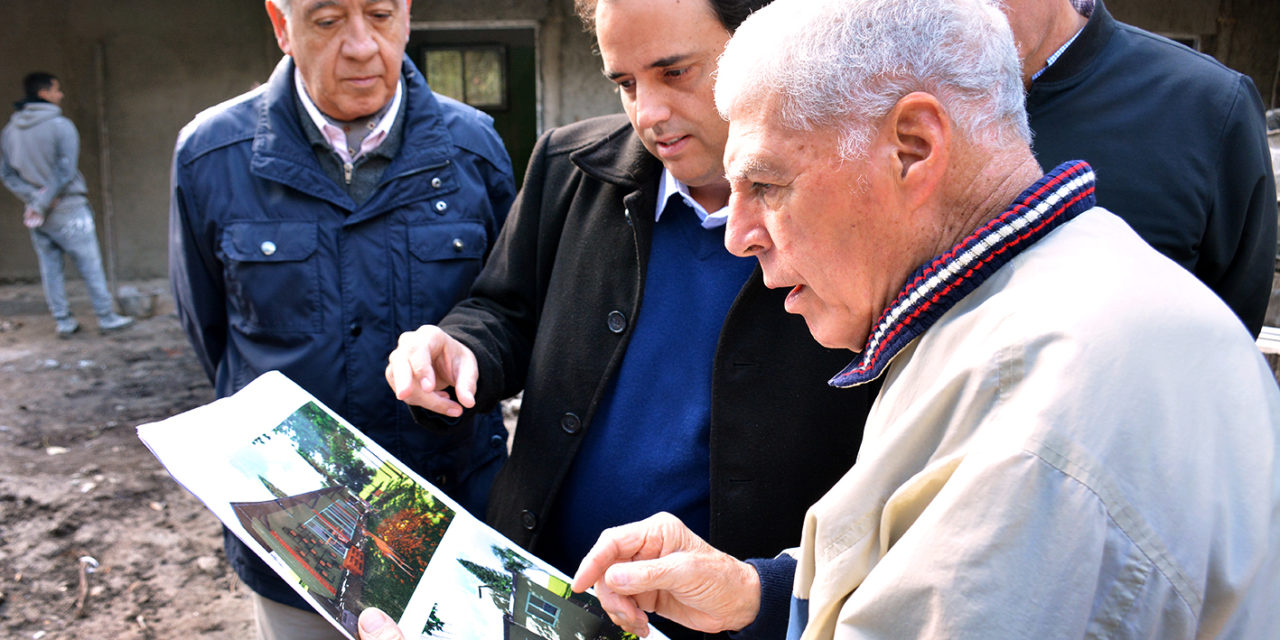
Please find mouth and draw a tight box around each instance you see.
[784,284,806,311]
[653,134,691,156]
[344,76,381,88]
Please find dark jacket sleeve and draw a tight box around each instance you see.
[1199,75,1276,337]
[732,555,797,640]
[437,128,562,411]
[168,144,227,385]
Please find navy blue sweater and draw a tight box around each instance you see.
[538,196,756,575]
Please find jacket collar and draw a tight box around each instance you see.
[569,116,662,192]
[1031,0,1117,87]
[249,55,455,215]
[829,161,1097,388]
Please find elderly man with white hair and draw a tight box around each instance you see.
[354,0,1280,638]
[564,0,1280,637]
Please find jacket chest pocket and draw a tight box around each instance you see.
[220,221,322,334]
[408,221,487,327]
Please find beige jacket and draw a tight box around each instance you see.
[791,208,1280,639]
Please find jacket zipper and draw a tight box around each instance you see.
[343,162,353,185]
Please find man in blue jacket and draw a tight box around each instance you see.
[168,1,515,638]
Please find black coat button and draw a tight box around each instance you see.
[560,412,582,435]
[520,510,538,530]
[607,310,627,334]
[348,322,362,337]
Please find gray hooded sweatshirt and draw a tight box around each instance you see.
[1,101,89,214]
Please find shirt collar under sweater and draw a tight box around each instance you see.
[1030,0,1095,82]
[1030,0,1117,88]
[655,167,731,228]
[829,160,1097,388]
[293,69,402,164]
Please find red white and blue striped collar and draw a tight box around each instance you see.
[829,161,1097,388]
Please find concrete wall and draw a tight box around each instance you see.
[0,0,617,284]
[0,0,280,284]
[412,0,621,126]
[0,0,1274,284]
[1110,0,1280,106]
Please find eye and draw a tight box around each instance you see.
[664,67,690,82]
[752,182,776,197]
[613,78,636,93]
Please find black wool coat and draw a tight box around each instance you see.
[437,114,875,581]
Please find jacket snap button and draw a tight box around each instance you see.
[431,177,443,189]
[560,412,582,435]
[260,241,277,256]
[434,200,448,213]
[452,238,465,253]
[520,510,538,530]
[348,322,362,337]
[607,310,627,334]
[489,433,505,449]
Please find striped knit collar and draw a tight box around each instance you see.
[829,161,1097,388]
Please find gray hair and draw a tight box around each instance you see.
[268,0,409,17]
[715,0,1030,159]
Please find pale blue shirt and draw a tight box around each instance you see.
[1031,0,1093,82]
[654,168,730,228]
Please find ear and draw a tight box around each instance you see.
[265,0,293,57]
[884,92,949,209]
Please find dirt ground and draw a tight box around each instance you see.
[0,279,253,640]
[1,268,1276,640]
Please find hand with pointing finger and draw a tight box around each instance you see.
[385,325,480,418]
[570,512,761,638]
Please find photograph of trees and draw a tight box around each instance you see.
[229,401,456,634]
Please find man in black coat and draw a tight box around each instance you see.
[385,0,874,637]
[1003,0,1276,336]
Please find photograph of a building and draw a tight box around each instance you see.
[232,486,375,631]
[455,544,637,640]
[228,401,457,636]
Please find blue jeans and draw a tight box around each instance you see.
[28,200,115,320]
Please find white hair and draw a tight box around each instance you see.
[715,0,1030,159]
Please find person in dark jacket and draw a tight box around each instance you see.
[1004,0,1277,337]
[168,0,515,638]
[384,0,874,637]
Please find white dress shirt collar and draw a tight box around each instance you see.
[654,168,731,229]
[293,69,403,163]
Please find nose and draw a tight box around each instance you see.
[341,15,379,60]
[724,192,771,258]
[631,83,672,132]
